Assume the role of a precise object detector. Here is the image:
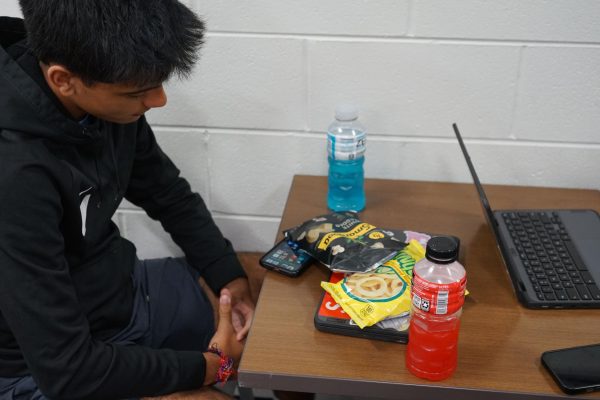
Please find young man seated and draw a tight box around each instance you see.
[0,1,255,398]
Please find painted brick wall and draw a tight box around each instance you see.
[5,1,600,257]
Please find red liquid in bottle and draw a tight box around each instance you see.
[406,311,461,380]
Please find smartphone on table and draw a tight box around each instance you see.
[541,343,600,394]
[259,239,312,277]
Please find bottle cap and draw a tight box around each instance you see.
[425,236,459,264]
[334,105,359,121]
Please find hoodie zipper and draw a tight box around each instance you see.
[82,127,102,208]
[93,156,104,208]
[108,131,122,201]
[83,126,104,208]
[82,124,122,207]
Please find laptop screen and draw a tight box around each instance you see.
[452,123,503,244]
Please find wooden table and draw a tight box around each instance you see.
[238,175,600,400]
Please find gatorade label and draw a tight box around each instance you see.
[411,273,466,315]
[327,133,366,161]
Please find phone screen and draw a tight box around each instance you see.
[259,239,312,277]
[542,343,600,394]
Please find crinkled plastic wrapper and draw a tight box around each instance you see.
[284,212,405,273]
[321,240,426,328]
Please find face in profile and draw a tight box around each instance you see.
[43,63,169,124]
[73,81,168,124]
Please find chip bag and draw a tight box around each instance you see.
[321,240,426,329]
[284,212,405,273]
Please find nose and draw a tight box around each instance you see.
[143,86,167,109]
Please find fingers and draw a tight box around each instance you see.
[233,302,254,341]
[231,309,244,336]
[236,324,250,341]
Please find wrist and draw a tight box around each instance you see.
[206,344,235,385]
[203,351,220,385]
[224,277,250,296]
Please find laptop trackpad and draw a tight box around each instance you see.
[561,210,600,283]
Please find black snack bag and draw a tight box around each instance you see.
[284,212,406,273]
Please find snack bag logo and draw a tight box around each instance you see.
[368,231,385,240]
[317,223,375,250]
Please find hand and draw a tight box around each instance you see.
[222,278,255,341]
[208,289,244,366]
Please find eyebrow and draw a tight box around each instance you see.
[122,84,162,96]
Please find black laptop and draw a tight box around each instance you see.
[453,123,600,308]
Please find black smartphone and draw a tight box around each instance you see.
[541,343,600,394]
[259,239,312,277]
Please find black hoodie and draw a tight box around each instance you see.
[0,17,246,399]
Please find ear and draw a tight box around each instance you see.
[45,65,80,96]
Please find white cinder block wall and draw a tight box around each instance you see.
[5,1,600,257]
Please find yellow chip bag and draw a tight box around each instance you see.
[321,240,426,329]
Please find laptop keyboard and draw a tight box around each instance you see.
[502,211,600,303]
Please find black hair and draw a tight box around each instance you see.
[18,0,205,86]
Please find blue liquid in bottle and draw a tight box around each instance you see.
[327,156,365,212]
[326,105,366,212]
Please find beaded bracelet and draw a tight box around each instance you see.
[207,344,235,384]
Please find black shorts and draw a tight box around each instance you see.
[0,257,215,400]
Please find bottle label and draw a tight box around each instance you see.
[411,273,466,315]
[327,133,366,161]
